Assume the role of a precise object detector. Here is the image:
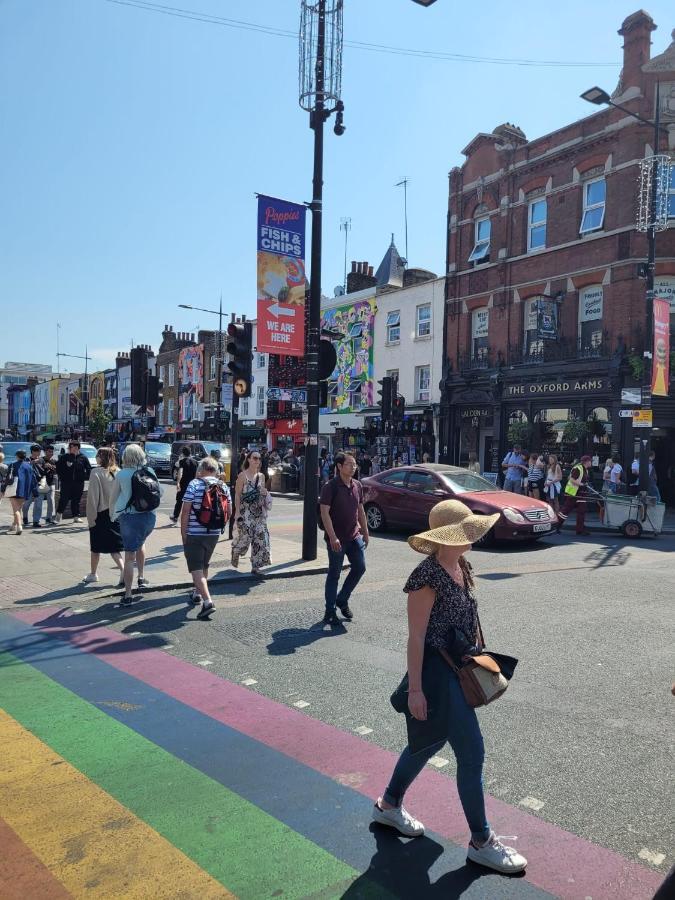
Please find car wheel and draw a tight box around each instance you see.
[475,525,495,548]
[365,503,386,533]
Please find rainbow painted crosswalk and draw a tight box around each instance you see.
[0,609,662,899]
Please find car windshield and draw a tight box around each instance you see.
[2,442,33,457]
[201,442,231,460]
[80,446,98,460]
[145,442,171,457]
[438,471,498,494]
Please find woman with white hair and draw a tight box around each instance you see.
[109,443,159,607]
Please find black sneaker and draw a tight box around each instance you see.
[119,595,134,607]
[197,602,215,620]
[338,605,353,621]
[32,522,42,528]
[322,610,340,626]
[23,519,29,526]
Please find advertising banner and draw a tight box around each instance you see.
[651,297,670,397]
[256,195,306,357]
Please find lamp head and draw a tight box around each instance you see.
[581,87,610,106]
[411,0,438,5]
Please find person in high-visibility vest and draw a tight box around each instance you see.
[556,455,592,536]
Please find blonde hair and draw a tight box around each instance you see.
[97,447,119,474]
[122,443,146,468]
[0,452,4,464]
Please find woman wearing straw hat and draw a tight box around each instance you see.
[372,499,527,875]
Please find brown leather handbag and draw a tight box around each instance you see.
[438,619,517,709]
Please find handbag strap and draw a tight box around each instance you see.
[459,563,486,650]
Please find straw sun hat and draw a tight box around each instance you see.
[408,499,500,554]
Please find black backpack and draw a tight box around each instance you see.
[127,466,161,512]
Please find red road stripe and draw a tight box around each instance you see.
[12,608,663,900]
[0,818,72,900]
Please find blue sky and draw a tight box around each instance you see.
[1,0,672,373]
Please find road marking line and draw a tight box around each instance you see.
[353,726,373,735]
[197,660,213,667]
[293,700,310,709]
[128,631,142,637]
[638,848,666,866]
[163,644,174,650]
[241,678,258,686]
[428,756,449,768]
[0,709,231,899]
[519,796,546,811]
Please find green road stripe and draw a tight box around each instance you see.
[0,652,361,899]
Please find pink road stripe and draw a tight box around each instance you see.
[11,608,662,900]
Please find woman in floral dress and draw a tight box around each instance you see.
[231,450,271,575]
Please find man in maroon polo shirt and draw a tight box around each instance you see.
[319,450,369,626]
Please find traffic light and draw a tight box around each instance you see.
[130,347,148,406]
[318,340,336,411]
[377,376,393,422]
[392,394,405,423]
[227,321,253,398]
[319,381,328,407]
[147,376,163,407]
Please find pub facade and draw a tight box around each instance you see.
[440,10,675,503]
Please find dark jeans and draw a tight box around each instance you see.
[57,482,84,517]
[383,670,490,843]
[325,536,366,612]
[173,488,185,519]
[558,494,587,534]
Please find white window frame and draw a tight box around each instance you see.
[386,310,400,344]
[256,385,265,418]
[579,177,606,234]
[209,355,217,381]
[239,399,249,417]
[385,368,399,387]
[527,198,547,251]
[257,353,266,368]
[168,364,175,387]
[415,365,431,403]
[167,398,175,425]
[415,304,432,339]
[468,217,491,263]
[159,365,165,384]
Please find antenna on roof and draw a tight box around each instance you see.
[340,217,351,292]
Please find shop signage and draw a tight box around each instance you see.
[621,388,641,405]
[505,378,606,397]
[619,409,635,418]
[267,386,307,403]
[537,298,558,340]
[651,298,670,398]
[460,407,491,419]
[256,195,306,357]
[240,420,256,427]
[632,409,653,427]
[472,309,489,339]
[580,286,603,322]
[655,277,675,313]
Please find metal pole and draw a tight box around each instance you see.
[301,0,326,561]
[639,81,660,494]
[83,346,89,433]
[217,295,223,439]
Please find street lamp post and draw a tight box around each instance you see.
[56,348,92,433]
[581,83,669,493]
[178,300,226,435]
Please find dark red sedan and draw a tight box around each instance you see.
[361,463,558,543]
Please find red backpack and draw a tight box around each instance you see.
[196,481,230,533]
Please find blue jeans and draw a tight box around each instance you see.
[23,487,55,524]
[325,536,366,612]
[383,671,490,843]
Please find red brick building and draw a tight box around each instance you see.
[440,10,675,501]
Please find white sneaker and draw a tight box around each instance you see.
[73,517,82,523]
[467,831,527,874]
[53,514,62,524]
[82,573,99,584]
[371,800,425,837]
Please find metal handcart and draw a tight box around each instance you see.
[591,487,666,538]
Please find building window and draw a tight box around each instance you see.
[580,177,606,234]
[468,217,491,263]
[167,398,175,424]
[209,356,217,381]
[209,390,217,405]
[579,285,603,350]
[159,365,165,384]
[415,365,431,403]
[157,401,164,424]
[257,385,265,418]
[472,308,489,361]
[416,304,432,338]
[239,399,249,417]
[257,353,266,368]
[386,311,400,344]
[527,199,547,251]
[386,368,399,389]
[168,364,175,387]
[668,164,675,218]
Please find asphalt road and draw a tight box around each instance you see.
[79,494,675,876]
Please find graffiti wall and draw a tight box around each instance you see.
[178,345,204,423]
[320,297,376,413]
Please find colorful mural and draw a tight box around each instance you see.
[320,298,376,413]
[178,345,204,423]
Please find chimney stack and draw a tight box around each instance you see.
[347,260,378,295]
[618,11,656,91]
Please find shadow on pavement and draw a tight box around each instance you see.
[341,825,501,898]
[267,617,347,656]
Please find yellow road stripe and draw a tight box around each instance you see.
[0,710,234,899]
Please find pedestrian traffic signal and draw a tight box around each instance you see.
[392,395,405,423]
[227,321,253,398]
[377,376,393,422]
[147,376,163,407]
[130,347,149,406]
[318,340,337,380]
[319,381,328,407]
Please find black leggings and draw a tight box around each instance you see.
[57,482,84,517]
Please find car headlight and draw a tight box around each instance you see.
[503,507,526,524]
[544,503,555,519]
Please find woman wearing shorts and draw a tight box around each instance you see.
[181,457,231,620]
[109,443,157,607]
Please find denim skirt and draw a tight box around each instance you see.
[118,511,155,552]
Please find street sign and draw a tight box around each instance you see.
[621,388,641,405]
[266,387,308,403]
[619,409,635,418]
[632,409,653,427]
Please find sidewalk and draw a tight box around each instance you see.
[0,500,333,609]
